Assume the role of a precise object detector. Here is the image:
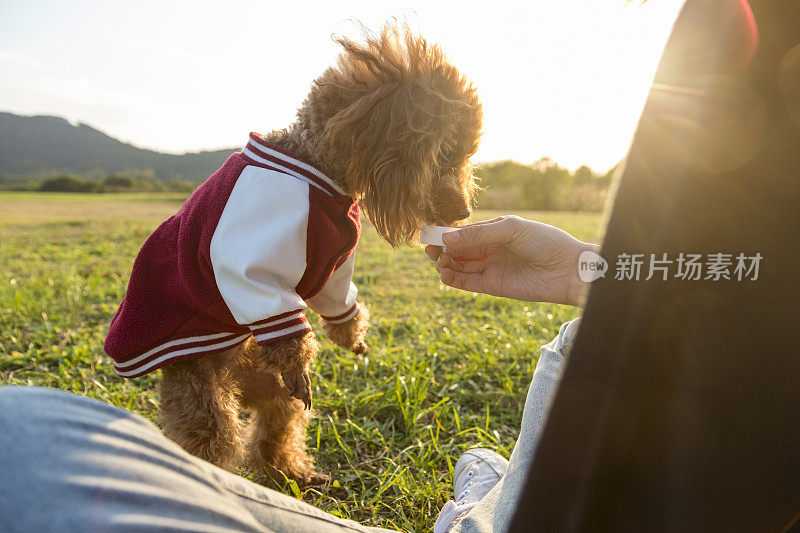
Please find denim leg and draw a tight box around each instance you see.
[0,386,392,533]
[451,318,580,533]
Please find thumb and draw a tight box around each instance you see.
[442,218,510,250]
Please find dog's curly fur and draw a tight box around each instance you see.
[160,23,482,485]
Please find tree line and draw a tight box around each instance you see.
[1,158,618,212]
[474,158,616,212]
[0,170,196,193]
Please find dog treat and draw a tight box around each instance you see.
[420,225,456,246]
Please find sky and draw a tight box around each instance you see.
[0,0,684,172]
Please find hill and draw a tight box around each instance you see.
[0,112,236,181]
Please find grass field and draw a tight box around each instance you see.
[0,192,602,531]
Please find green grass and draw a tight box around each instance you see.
[0,192,602,531]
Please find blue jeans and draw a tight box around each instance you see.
[448,318,579,533]
[0,386,391,532]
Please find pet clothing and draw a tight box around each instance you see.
[104,133,361,377]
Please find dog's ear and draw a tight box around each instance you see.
[323,80,454,246]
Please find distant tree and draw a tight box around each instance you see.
[39,175,96,192]
[532,157,555,172]
[103,174,134,190]
[165,179,197,193]
[521,159,571,210]
[574,165,595,186]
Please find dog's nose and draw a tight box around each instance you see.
[454,209,471,221]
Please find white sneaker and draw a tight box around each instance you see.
[434,448,508,533]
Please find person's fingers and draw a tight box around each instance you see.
[436,253,455,272]
[424,245,442,261]
[446,248,487,262]
[437,253,486,273]
[459,216,504,228]
[440,268,485,293]
[428,244,483,262]
[442,217,513,251]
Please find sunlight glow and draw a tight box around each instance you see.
[0,0,684,172]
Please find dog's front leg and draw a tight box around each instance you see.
[255,332,319,410]
[322,303,370,354]
[238,333,325,485]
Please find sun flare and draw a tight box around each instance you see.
[0,0,684,172]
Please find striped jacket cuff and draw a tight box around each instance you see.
[320,303,360,324]
[113,332,250,378]
[249,309,312,345]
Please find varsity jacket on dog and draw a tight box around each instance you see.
[104,133,362,378]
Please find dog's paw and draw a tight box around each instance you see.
[322,303,370,353]
[305,471,331,485]
[283,369,312,410]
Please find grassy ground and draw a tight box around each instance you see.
[0,192,602,531]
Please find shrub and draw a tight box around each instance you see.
[39,175,97,192]
[103,174,135,190]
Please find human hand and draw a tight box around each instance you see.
[425,215,598,307]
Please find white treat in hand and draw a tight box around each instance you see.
[419,225,455,246]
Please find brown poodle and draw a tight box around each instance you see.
[156,24,482,485]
